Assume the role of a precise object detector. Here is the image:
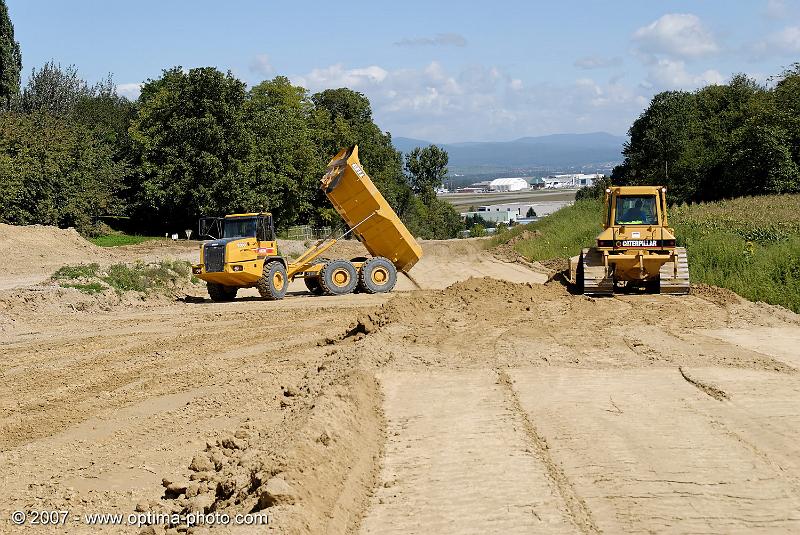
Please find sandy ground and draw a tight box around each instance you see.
[1,225,800,534]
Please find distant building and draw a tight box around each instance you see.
[544,173,602,188]
[529,177,546,189]
[488,177,529,192]
[463,200,573,224]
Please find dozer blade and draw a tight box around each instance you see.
[581,248,614,296]
[659,247,690,295]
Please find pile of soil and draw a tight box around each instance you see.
[0,223,116,277]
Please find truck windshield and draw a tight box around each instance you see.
[223,218,258,238]
[615,196,658,225]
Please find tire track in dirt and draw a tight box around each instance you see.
[679,366,729,401]
[495,368,600,535]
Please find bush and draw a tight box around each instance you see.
[575,176,611,201]
[52,263,100,280]
[470,223,486,237]
[51,260,194,295]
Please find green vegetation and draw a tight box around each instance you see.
[61,282,105,294]
[613,67,800,203]
[0,0,21,110]
[672,196,800,312]
[52,263,100,280]
[51,260,194,295]
[498,195,800,313]
[502,199,604,261]
[469,224,486,238]
[89,234,160,247]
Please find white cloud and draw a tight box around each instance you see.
[117,83,142,100]
[293,64,388,90]
[633,14,719,59]
[761,26,800,53]
[574,56,623,70]
[394,33,467,47]
[643,58,724,90]
[292,62,647,141]
[764,0,788,19]
[249,54,273,77]
[749,25,800,59]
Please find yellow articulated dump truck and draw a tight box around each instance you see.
[568,185,690,296]
[192,145,423,301]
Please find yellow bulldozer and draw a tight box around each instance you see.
[191,146,422,301]
[568,185,689,296]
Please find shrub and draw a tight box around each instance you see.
[470,224,486,237]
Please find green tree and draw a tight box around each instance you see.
[19,62,90,116]
[613,70,799,203]
[311,88,406,210]
[242,76,319,229]
[0,112,125,231]
[0,0,21,110]
[129,67,249,230]
[525,206,537,217]
[404,145,448,203]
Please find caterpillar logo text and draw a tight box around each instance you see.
[620,240,658,247]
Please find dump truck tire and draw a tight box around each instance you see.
[304,276,324,296]
[257,261,288,300]
[320,260,357,295]
[207,283,238,302]
[359,257,397,294]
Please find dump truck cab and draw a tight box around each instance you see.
[192,213,287,301]
[569,185,689,295]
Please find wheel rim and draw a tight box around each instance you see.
[272,271,284,290]
[371,267,389,285]
[332,268,350,287]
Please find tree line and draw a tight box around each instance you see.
[0,2,461,238]
[612,66,800,204]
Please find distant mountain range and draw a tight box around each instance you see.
[393,132,625,174]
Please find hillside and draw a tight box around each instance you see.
[394,132,625,174]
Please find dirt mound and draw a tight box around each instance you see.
[0,223,115,274]
[0,224,118,290]
[151,369,383,535]
[330,277,797,373]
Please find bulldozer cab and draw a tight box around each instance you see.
[198,213,276,242]
[605,186,667,228]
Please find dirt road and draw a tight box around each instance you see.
[2,227,799,534]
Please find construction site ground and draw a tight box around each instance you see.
[2,224,800,534]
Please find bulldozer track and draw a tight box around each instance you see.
[581,248,614,296]
[659,247,690,295]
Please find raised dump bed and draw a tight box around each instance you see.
[321,145,423,272]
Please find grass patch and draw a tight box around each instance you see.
[500,199,604,260]
[51,260,194,296]
[61,282,105,294]
[497,194,800,313]
[89,234,160,247]
[52,263,100,280]
[103,260,192,293]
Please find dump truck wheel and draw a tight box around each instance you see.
[207,283,238,302]
[257,261,288,300]
[304,276,324,296]
[320,260,357,295]
[359,257,397,294]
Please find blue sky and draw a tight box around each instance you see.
[8,0,800,142]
